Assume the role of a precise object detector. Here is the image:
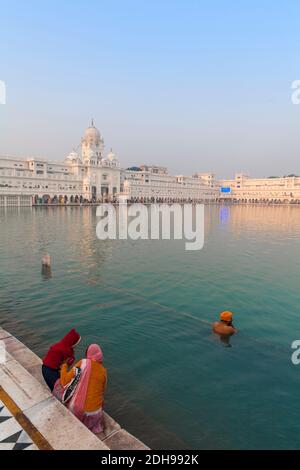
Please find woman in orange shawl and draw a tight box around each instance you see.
[60,344,107,433]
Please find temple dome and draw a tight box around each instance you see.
[83,120,101,143]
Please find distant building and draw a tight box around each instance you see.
[2,123,300,207]
[219,173,300,203]
[122,166,218,202]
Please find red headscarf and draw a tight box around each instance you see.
[43,329,81,369]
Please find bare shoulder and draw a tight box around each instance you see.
[212,322,222,333]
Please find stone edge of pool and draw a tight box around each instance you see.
[0,327,149,451]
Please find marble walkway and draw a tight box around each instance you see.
[0,398,38,450]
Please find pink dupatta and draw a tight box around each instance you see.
[67,344,103,421]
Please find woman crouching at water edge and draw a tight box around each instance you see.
[42,328,81,391]
[60,344,107,434]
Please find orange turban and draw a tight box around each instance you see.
[220,311,233,322]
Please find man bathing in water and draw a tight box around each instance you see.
[213,311,237,337]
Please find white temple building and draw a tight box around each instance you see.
[2,121,300,207]
[0,121,120,206]
[0,121,219,206]
[65,120,120,202]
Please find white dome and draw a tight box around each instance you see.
[107,148,117,162]
[83,120,101,143]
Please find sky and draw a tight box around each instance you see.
[1,0,300,178]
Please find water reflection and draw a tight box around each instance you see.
[41,265,52,280]
[219,206,230,225]
[225,204,300,233]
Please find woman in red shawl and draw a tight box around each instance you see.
[42,328,81,391]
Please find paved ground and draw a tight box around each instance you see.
[0,398,38,450]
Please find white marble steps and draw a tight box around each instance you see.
[0,327,149,450]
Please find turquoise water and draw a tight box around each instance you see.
[1,205,300,449]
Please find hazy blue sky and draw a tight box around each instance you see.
[1,0,300,177]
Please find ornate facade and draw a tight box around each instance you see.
[0,121,120,206]
[2,123,300,207]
